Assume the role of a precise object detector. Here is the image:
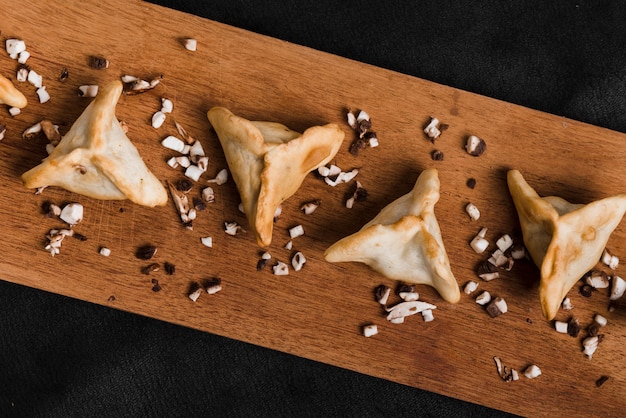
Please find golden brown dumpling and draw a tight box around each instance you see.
[21,80,167,207]
[207,106,345,247]
[507,170,626,319]
[324,168,461,304]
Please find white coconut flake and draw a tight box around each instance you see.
[207,168,228,185]
[161,135,186,153]
[27,70,43,88]
[151,111,166,128]
[289,224,305,239]
[36,87,50,104]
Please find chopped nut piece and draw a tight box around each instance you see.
[488,249,511,269]
[346,111,357,130]
[59,203,84,225]
[17,50,30,64]
[596,375,610,387]
[465,203,480,221]
[164,262,175,275]
[224,221,244,236]
[423,116,442,141]
[183,38,197,51]
[580,284,594,297]
[385,300,437,322]
[185,164,205,182]
[554,320,569,333]
[168,181,193,229]
[59,67,69,81]
[399,291,419,301]
[585,270,610,289]
[99,247,111,257]
[362,324,378,337]
[151,278,162,292]
[202,187,215,203]
[161,98,173,113]
[151,111,166,128]
[477,261,499,281]
[161,135,186,153]
[16,65,29,82]
[495,234,513,253]
[464,281,479,295]
[466,178,477,189]
[273,261,289,276]
[374,285,391,305]
[200,236,213,248]
[188,287,202,302]
[36,87,50,104]
[465,135,486,156]
[421,309,435,322]
[431,150,444,161]
[205,278,222,294]
[346,181,368,209]
[5,38,26,59]
[594,314,607,327]
[22,122,42,139]
[284,240,293,250]
[8,107,21,117]
[486,297,507,317]
[561,297,573,310]
[136,245,157,260]
[256,258,269,271]
[301,199,321,215]
[582,336,599,359]
[510,245,526,260]
[141,263,160,275]
[207,168,228,185]
[493,356,517,382]
[610,275,625,300]
[176,178,193,193]
[568,317,581,337]
[0,124,7,141]
[291,251,306,271]
[470,227,489,254]
[27,69,42,88]
[40,120,61,145]
[90,56,109,69]
[601,248,619,270]
[121,74,162,95]
[289,224,305,239]
[523,364,542,379]
[475,291,491,305]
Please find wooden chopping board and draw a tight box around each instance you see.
[1,0,625,416]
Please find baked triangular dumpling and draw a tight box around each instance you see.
[207,106,345,247]
[21,80,167,207]
[507,170,626,320]
[324,168,461,303]
[0,74,27,108]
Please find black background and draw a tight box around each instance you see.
[3,1,626,416]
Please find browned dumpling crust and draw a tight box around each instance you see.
[21,80,167,207]
[324,168,461,304]
[207,106,345,247]
[507,170,626,320]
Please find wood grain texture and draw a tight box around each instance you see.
[1,1,624,416]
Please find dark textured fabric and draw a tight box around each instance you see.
[3,1,626,416]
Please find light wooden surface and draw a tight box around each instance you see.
[1,1,625,416]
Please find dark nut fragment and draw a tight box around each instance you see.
[596,375,609,387]
[374,284,391,305]
[256,258,269,271]
[41,200,61,218]
[568,317,581,337]
[192,197,206,211]
[587,322,600,337]
[176,178,193,193]
[151,278,162,292]
[431,150,444,161]
[141,263,160,275]
[477,261,499,281]
[107,295,116,302]
[486,297,507,317]
[72,232,88,241]
[136,245,157,260]
[90,56,109,69]
[163,262,175,275]
[466,178,477,189]
[58,67,69,81]
[465,135,486,156]
[580,284,594,297]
